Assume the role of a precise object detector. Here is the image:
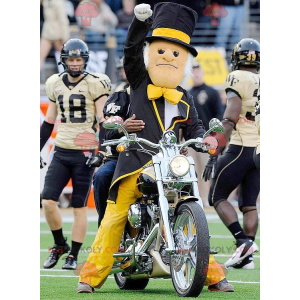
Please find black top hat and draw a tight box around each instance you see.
[146,2,198,57]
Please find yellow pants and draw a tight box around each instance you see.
[79,173,225,287]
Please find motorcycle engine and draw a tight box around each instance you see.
[128,203,147,228]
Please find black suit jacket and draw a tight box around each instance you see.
[108,17,205,202]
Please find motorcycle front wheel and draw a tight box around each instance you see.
[170,201,210,297]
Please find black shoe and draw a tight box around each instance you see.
[62,255,77,270]
[43,238,70,269]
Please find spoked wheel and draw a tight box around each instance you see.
[170,202,210,297]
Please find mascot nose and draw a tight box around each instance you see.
[162,49,174,62]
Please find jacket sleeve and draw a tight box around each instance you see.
[183,93,206,152]
[124,17,152,90]
[101,89,130,148]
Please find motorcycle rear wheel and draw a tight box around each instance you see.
[170,201,210,297]
[114,273,149,290]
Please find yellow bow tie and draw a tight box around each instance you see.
[147,84,183,105]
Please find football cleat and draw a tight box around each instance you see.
[225,239,258,269]
[43,238,70,269]
[208,278,234,292]
[228,255,255,270]
[77,282,94,293]
[62,255,77,270]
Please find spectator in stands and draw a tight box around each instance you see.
[40,0,70,71]
[189,61,224,130]
[65,0,80,24]
[116,0,135,31]
[40,0,44,36]
[105,0,123,13]
[77,0,118,36]
[214,0,245,50]
[187,61,224,206]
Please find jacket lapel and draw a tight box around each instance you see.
[177,100,189,119]
[167,100,190,130]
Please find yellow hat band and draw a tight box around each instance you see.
[152,28,190,44]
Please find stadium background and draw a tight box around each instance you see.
[39,1,261,298]
[40,0,260,208]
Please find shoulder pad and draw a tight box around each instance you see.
[224,70,246,98]
[45,74,61,101]
[45,74,61,86]
[86,73,112,99]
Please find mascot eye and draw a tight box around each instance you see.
[158,49,165,54]
[173,51,179,57]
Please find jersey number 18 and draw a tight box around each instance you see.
[58,94,87,123]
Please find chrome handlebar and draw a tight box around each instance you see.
[101,135,208,151]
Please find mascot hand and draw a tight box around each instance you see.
[134,4,152,22]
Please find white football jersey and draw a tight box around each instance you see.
[45,73,111,150]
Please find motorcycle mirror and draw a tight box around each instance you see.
[203,118,224,138]
[209,118,224,133]
[103,116,124,130]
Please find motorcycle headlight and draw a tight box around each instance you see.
[169,155,190,177]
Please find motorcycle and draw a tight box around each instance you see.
[102,117,224,297]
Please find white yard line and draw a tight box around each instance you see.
[41,275,78,278]
[214,254,260,258]
[40,249,261,258]
[228,280,260,284]
[40,214,259,223]
[40,269,70,272]
[39,231,259,239]
[40,274,260,284]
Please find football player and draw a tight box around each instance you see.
[254,98,260,170]
[202,38,260,269]
[40,39,111,270]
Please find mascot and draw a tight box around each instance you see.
[77,2,233,293]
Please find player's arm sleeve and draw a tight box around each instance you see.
[124,17,152,90]
[40,121,54,151]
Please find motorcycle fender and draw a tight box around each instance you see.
[174,196,199,215]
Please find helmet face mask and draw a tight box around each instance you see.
[231,38,260,72]
[60,39,89,77]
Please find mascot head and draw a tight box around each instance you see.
[144,3,198,89]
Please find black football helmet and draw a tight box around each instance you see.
[60,39,89,77]
[231,38,260,71]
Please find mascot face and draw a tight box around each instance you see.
[147,40,188,88]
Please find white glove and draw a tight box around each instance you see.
[134,4,152,22]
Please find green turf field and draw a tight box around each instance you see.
[40,212,260,299]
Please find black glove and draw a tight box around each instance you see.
[40,156,46,169]
[201,156,218,182]
[86,152,104,167]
